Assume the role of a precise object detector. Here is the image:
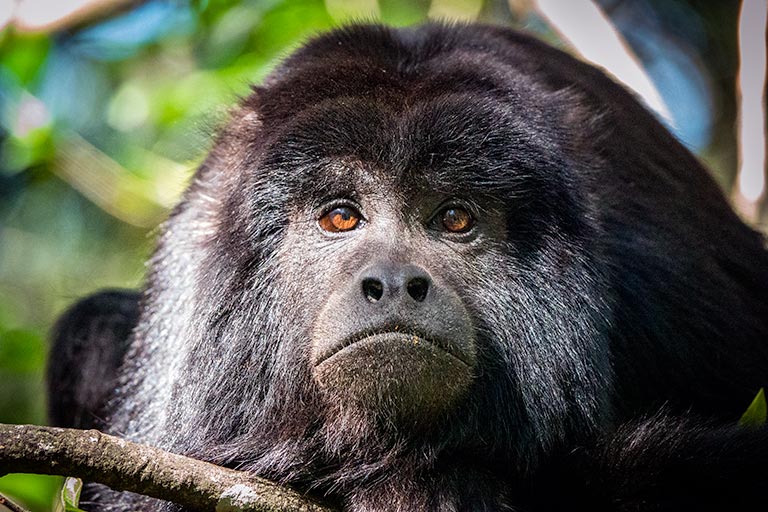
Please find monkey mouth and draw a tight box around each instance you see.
[312,327,477,421]
[314,328,472,367]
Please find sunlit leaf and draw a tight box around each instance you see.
[251,0,334,57]
[739,388,767,427]
[0,32,51,85]
[325,0,380,22]
[56,478,86,512]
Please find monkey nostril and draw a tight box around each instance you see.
[407,277,429,302]
[362,278,384,302]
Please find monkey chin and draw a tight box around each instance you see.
[312,331,476,425]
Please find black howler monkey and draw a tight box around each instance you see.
[48,23,768,511]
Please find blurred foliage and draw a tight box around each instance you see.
[0,0,747,510]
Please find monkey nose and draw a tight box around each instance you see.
[359,263,432,304]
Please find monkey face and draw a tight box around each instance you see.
[255,90,601,435]
[305,189,482,424]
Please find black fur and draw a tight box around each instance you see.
[48,290,139,430]
[48,23,768,511]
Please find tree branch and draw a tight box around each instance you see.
[0,424,334,512]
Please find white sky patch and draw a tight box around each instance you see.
[736,0,767,203]
[531,0,673,125]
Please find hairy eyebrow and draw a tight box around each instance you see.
[258,89,571,201]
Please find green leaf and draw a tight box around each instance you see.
[739,388,767,427]
[0,474,61,512]
[56,478,86,512]
[0,32,51,85]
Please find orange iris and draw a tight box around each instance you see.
[319,206,360,232]
[442,207,473,233]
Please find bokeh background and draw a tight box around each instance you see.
[0,0,765,509]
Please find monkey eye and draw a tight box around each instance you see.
[440,206,474,233]
[319,205,362,233]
